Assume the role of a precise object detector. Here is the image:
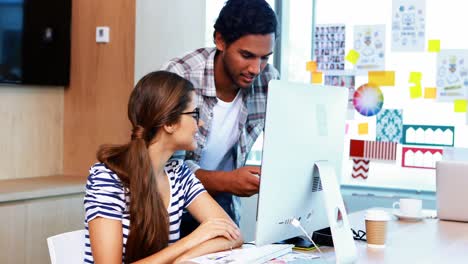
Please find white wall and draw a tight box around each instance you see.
[135,0,207,83]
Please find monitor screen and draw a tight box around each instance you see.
[0,0,23,83]
[255,80,349,246]
[0,0,71,85]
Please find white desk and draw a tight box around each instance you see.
[306,208,468,263]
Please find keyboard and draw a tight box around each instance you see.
[234,244,294,263]
[180,243,293,264]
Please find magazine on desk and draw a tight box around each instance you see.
[265,251,319,263]
[179,244,297,264]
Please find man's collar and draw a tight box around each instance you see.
[200,48,217,97]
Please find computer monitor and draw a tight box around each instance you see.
[255,80,356,262]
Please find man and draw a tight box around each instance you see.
[161,0,279,236]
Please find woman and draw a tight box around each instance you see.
[84,71,243,263]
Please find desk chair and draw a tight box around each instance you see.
[47,229,85,264]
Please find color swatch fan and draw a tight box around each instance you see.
[353,83,384,116]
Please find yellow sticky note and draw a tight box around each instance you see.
[424,87,437,99]
[428,40,440,53]
[306,61,317,72]
[311,72,323,84]
[454,99,468,112]
[409,72,422,83]
[346,50,360,65]
[368,71,395,86]
[409,84,422,99]
[358,123,368,135]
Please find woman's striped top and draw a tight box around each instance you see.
[83,159,206,263]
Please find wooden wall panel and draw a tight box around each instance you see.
[64,0,135,175]
[0,86,63,180]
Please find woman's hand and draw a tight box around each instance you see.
[174,193,244,262]
[185,218,241,248]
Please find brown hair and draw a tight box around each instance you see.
[96,71,194,263]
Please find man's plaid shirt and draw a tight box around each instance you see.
[161,47,280,173]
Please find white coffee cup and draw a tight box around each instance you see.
[392,198,422,217]
[365,210,391,248]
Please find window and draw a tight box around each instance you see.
[289,0,468,191]
[208,1,468,192]
[245,0,315,166]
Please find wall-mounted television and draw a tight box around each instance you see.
[0,0,71,86]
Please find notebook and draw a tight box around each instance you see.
[179,244,293,264]
[436,160,468,222]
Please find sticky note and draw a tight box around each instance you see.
[306,61,317,72]
[346,50,360,65]
[428,40,440,53]
[409,72,422,83]
[409,84,422,99]
[424,87,437,99]
[358,123,368,135]
[368,71,395,86]
[454,99,467,112]
[311,72,323,84]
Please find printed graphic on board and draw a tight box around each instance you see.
[354,25,386,74]
[314,24,346,72]
[352,159,370,179]
[402,125,455,147]
[376,109,403,143]
[353,83,384,117]
[436,50,468,101]
[402,147,443,169]
[350,140,397,161]
[391,0,426,51]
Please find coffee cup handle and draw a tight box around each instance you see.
[392,201,400,209]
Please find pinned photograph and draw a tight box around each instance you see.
[314,24,346,72]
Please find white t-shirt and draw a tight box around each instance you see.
[199,92,242,171]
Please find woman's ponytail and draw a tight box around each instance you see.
[95,71,194,262]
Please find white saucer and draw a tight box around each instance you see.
[393,210,424,221]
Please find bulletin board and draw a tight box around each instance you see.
[310,0,468,191]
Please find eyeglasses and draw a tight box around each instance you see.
[351,228,367,242]
[181,108,200,124]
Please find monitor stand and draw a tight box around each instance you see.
[314,161,357,263]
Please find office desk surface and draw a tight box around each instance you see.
[313,208,468,263]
